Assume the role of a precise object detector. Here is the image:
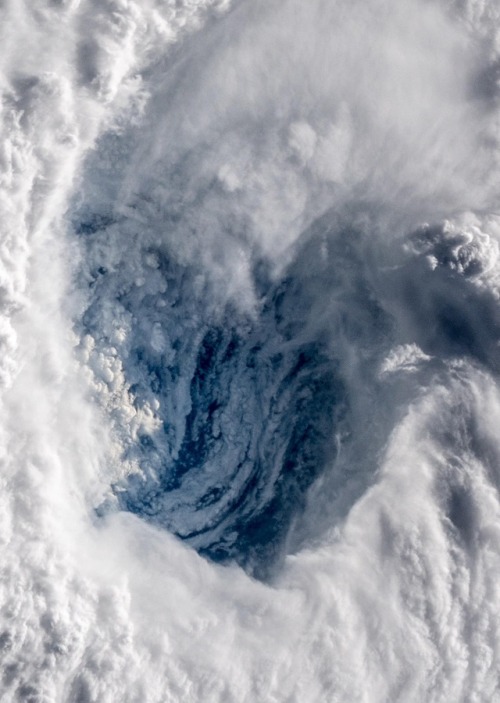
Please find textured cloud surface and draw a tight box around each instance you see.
[3,0,500,701]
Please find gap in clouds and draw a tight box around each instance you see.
[67,0,500,579]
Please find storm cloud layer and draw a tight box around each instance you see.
[2,0,500,701]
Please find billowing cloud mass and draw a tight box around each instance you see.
[2,0,500,701]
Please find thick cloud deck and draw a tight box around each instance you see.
[3,0,500,701]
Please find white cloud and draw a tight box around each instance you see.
[2,0,500,702]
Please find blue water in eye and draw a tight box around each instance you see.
[112,267,347,577]
[76,207,395,578]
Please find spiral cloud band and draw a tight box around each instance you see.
[2,0,500,701]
